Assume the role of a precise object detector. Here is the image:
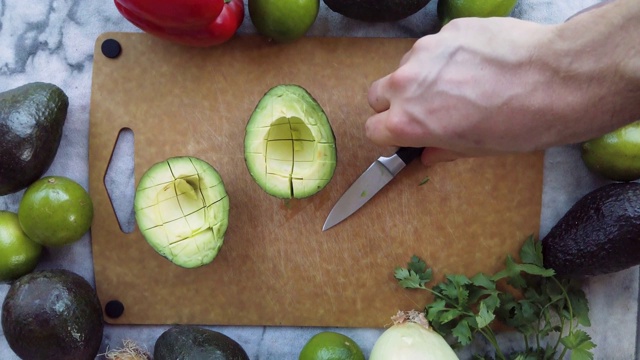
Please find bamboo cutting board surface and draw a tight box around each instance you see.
[89,32,544,327]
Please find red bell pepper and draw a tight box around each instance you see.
[114,0,244,47]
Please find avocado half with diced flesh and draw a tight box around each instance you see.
[134,156,229,269]
[244,84,337,199]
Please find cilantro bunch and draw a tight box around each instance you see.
[394,236,595,360]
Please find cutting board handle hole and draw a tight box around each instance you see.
[104,127,136,234]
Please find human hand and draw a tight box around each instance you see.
[365,8,639,166]
[366,17,559,165]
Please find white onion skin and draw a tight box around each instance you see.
[370,322,459,360]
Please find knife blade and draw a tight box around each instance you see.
[322,147,424,231]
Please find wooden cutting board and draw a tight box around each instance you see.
[89,32,543,328]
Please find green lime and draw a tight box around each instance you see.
[299,331,365,360]
[0,211,42,282]
[582,121,640,182]
[18,176,94,247]
[437,0,518,25]
[249,0,319,43]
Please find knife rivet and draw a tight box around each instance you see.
[104,299,125,319]
[101,38,122,59]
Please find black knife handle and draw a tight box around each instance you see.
[396,147,424,165]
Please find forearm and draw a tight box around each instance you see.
[546,0,640,139]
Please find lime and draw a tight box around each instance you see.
[437,0,518,25]
[249,0,319,43]
[0,211,42,282]
[18,176,94,247]
[582,121,640,182]
[299,331,365,360]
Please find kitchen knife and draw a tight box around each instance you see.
[322,147,424,231]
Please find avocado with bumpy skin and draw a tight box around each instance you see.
[134,156,229,268]
[244,84,337,199]
[323,0,431,22]
[154,325,250,360]
[0,82,69,195]
[541,182,640,277]
[1,269,104,360]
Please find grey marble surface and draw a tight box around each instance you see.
[1,0,637,359]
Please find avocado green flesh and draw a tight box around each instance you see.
[135,157,229,268]
[245,85,336,199]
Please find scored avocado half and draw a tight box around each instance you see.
[134,156,229,268]
[244,84,337,199]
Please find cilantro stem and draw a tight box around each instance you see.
[477,327,506,360]
[551,276,574,360]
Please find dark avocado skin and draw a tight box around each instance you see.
[154,325,250,360]
[1,269,104,360]
[542,182,640,277]
[0,82,69,195]
[323,0,432,22]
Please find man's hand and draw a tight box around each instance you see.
[366,0,640,166]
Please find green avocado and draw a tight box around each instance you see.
[323,0,432,22]
[154,325,250,360]
[541,182,640,277]
[244,84,337,199]
[0,82,69,196]
[1,269,104,360]
[134,156,230,269]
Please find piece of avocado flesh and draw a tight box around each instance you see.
[134,156,229,268]
[245,84,337,199]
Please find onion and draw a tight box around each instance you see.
[370,310,459,360]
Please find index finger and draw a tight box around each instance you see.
[367,75,391,113]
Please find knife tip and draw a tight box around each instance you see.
[321,220,335,232]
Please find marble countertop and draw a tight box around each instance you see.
[1,0,637,359]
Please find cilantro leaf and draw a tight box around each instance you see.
[451,318,473,346]
[492,256,554,288]
[567,287,591,327]
[394,268,427,289]
[426,298,448,321]
[561,330,596,360]
[407,256,433,282]
[394,256,433,289]
[519,234,544,266]
[475,301,496,329]
[470,273,496,290]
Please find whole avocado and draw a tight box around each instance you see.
[323,0,431,22]
[1,269,104,360]
[154,325,250,360]
[541,182,640,277]
[0,82,69,195]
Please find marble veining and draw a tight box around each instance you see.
[1,1,637,359]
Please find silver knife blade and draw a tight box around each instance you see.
[322,147,422,231]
